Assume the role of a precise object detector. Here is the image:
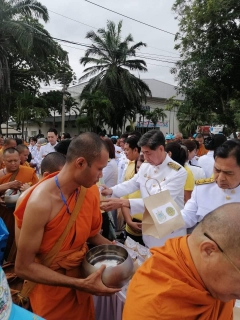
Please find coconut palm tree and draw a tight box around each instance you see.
[79,20,152,134]
[0,0,66,132]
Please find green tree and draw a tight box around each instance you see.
[172,0,240,135]
[79,90,113,132]
[79,20,152,134]
[0,0,75,133]
[146,108,167,128]
[11,90,47,139]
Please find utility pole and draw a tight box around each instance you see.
[61,82,66,135]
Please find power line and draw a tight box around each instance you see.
[48,8,179,55]
[85,0,175,36]
[48,10,98,29]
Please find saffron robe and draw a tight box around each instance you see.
[123,236,234,320]
[14,172,102,320]
[0,166,38,260]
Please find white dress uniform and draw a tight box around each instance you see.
[102,159,118,188]
[114,145,122,166]
[197,151,214,178]
[111,153,188,248]
[186,162,206,180]
[39,142,58,162]
[182,178,240,228]
[117,153,128,184]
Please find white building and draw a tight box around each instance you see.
[9,79,184,138]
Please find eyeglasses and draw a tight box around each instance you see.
[204,232,240,275]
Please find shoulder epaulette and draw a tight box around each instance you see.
[195,178,215,185]
[168,162,181,171]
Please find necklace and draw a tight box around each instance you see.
[54,175,79,215]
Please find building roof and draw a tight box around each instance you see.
[1,123,21,135]
[68,78,184,101]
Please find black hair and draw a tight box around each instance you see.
[29,137,37,143]
[41,152,66,175]
[48,128,58,136]
[165,142,187,166]
[61,132,71,139]
[98,132,105,137]
[205,134,227,151]
[196,133,204,139]
[138,130,165,150]
[66,132,108,166]
[54,139,72,155]
[125,136,141,153]
[128,131,142,140]
[214,140,240,166]
[135,154,145,174]
[103,138,115,159]
[182,140,197,152]
[16,138,23,145]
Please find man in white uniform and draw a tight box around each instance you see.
[182,139,240,229]
[39,128,58,162]
[101,130,187,248]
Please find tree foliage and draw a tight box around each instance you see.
[79,20,152,134]
[0,0,75,132]
[172,0,240,134]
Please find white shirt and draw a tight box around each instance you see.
[182,181,240,228]
[39,142,58,161]
[111,154,188,248]
[117,158,129,184]
[28,145,37,160]
[186,162,206,180]
[198,151,214,178]
[102,159,118,188]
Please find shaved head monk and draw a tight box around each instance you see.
[123,203,240,320]
[0,148,38,261]
[16,144,30,166]
[40,152,66,177]
[14,132,120,320]
[0,138,17,169]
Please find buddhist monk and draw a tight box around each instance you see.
[0,138,17,169]
[40,152,66,177]
[14,133,120,320]
[0,148,38,260]
[16,144,30,167]
[123,203,240,320]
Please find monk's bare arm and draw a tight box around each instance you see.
[88,233,112,245]
[15,191,120,295]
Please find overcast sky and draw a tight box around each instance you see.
[39,0,179,90]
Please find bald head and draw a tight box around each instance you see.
[3,147,19,158]
[194,203,240,255]
[41,152,66,176]
[66,132,108,166]
[3,138,16,149]
[16,144,28,154]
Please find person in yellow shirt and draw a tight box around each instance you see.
[122,154,145,245]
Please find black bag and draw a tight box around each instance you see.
[101,212,116,241]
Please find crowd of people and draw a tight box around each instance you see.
[0,128,240,319]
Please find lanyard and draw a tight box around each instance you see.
[54,175,79,215]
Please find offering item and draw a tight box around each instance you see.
[82,245,134,288]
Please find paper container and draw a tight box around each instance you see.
[142,189,185,239]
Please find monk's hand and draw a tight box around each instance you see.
[8,180,22,190]
[79,265,121,296]
[100,198,130,211]
[100,185,113,196]
[20,183,31,192]
[128,221,142,234]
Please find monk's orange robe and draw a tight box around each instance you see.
[197,144,208,157]
[0,166,38,260]
[123,236,234,320]
[22,161,30,167]
[14,172,102,320]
